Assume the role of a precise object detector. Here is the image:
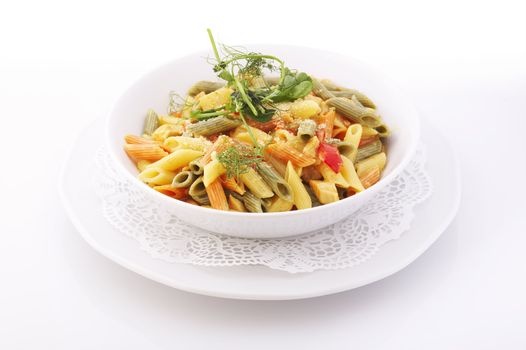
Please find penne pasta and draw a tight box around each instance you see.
[147,149,203,171]
[228,194,247,212]
[203,158,227,187]
[187,116,242,136]
[124,143,168,162]
[138,166,176,185]
[123,32,391,212]
[326,97,382,128]
[356,152,387,177]
[343,124,363,162]
[266,143,316,167]
[256,162,294,202]
[309,180,339,204]
[143,109,159,135]
[124,134,159,145]
[239,168,274,198]
[340,156,365,192]
[316,162,349,188]
[242,191,264,213]
[285,161,312,210]
[205,178,229,211]
[172,170,196,188]
[356,139,383,162]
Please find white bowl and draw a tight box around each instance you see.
[106,45,420,238]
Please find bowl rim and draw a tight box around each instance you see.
[105,44,420,218]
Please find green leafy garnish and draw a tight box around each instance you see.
[268,68,313,102]
[216,144,263,179]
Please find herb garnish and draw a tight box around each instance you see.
[216,143,263,179]
[202,29,314,178]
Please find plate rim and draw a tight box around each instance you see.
[58,116,461,300]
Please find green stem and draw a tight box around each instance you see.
[207,28,221,63]
[234,77,258,116]
[238,111,261,151]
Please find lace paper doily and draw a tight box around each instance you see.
[94,147,432,273]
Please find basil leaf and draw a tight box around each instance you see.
[271,70,313,102]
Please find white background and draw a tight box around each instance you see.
[1,0,526,348]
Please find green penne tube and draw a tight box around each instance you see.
[188,176,207,197]
[330,90,376,109]
[326,97,382,127]
[261,197,274,211]
[172,171,196,188]
[256,162,294,202]
[186,116,242,136]
[297,119,317,142]
[374,124,390,138]
[356,140,383,162]
[143,109,159,135]
[312,78,335,100]
[243,191,264,213]
[187,81,225,96]
[189,157,204,175]
[191,193,210,205]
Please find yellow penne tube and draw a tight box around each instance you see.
[316,163,349,188]
[239,168,274,198]
[361,126,379,137]
[138,166,176,185]
[309,180,339,204]
[232,125,272,146]
[343,124,363,161]
[203,158,226,187]
[136,160,151,172]
[205,179,229,211]
[163,136,211,153]
[356,152,387,177]
[285,161,312,210]
[340,156,365,192]
[267,196,294,212]
[228,194,247,212]
[147,149,203,171]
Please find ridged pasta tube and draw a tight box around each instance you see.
[374,124,390,138]
[188,176,207,197]
[331,90,376,109]
[326,97,382,127]
[356,140,383,162]
[256,162,294,202]
[186,116,242,136]
[239,168,274,198]
[312,78,335,100]
[242,191,264,213]
[297,119,317,142]
[189,157,204,175]
[143,109,159,135]
[187,81,225,96]
[172,171,196,188]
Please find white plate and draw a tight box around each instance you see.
[59,116,460,300]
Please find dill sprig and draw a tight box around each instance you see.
[216,143,264,179]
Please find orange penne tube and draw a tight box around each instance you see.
[358,165,380,189]
[246,118,279,132]
[201,135,231,165]
[152,185,188,199]
[124,134,159,145]
[319,109,336,137]
[205,179,229,211]
[359,135,379,147]
[266,143,316,167]
[220,175,245,195]
[124,143,168,161]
